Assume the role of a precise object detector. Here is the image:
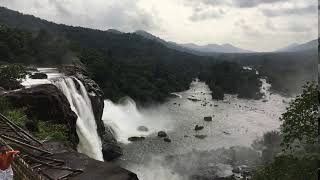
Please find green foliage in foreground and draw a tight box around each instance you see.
[0,97,68,141]
[253,83,319,180]
[0,97,28,127]
[280,82,318,150]
[253,154,319,180]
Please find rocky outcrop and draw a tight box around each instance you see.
[3,84,78,145]
[53,152,139,180]
[43,140,139,180]
[63,65,122,161]
[30,72,48,79]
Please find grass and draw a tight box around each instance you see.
[4,109,28,127]
[35,121,69,141]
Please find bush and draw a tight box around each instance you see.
[4,109,28,127]
[212,85,224,100]
[0,97,28,127]
[35,121,68,141]
[0,64,28,89]
[253,154,319,180]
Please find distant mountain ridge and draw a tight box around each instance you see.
[134,30,253,54]
[180,43,253,53]
[276,39,318,52]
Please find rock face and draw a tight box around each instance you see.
[194,125,204,131]
[43,141,139,180]
[3,84,78,145]
[30,72,48,79]
[204,116,213,122]
[137,126,148,132]
[128,136,145,142]
[63,65,122,161]
[158,131,167,138]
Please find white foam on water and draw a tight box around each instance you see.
[54,77,103,161]
[102,98,173,144]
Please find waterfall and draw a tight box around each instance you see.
[54,77,103,161]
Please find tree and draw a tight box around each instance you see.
[280,82,319,150]
[0,64,28,89]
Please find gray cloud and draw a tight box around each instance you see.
[232,0,283,8]
[234,19,262,37]
[49,0,72,17]
[190,8,226,21]
[186,0,285,8]
[262,5,318,17]
[287,23,313,33]
[0,0,159,32]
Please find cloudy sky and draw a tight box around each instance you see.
[0,0,318,51]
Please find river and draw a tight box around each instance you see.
[102,79,289,179]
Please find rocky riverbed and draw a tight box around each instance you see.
[103,79,289,179]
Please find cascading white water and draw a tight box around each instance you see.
[54,77,104,161]
[102,98,173,144]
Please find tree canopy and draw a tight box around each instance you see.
[280,82,319,150]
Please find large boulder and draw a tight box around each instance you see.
[3,84,78,145]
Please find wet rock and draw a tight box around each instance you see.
[195,125,204,131]
[51,152,139,180]
[158,131,167,138]
[204,116,213,122]
[63,65,121,161]
[0,87,5,95]
[30,72,48,79]
[187,97,201,102]
[101,131,122,161]
[128,136,145,142]
[262,99,268,102]
[164,138,171,142]
[214,105,218,107]
[194,135,207,139]
[232,167,241,174]
[137,126,149,132]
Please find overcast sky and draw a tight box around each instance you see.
[0,0,318,51]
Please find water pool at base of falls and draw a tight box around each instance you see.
[102,79,290,180]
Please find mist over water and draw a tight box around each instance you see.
[102,79,289,179]
[102,98,174,144]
